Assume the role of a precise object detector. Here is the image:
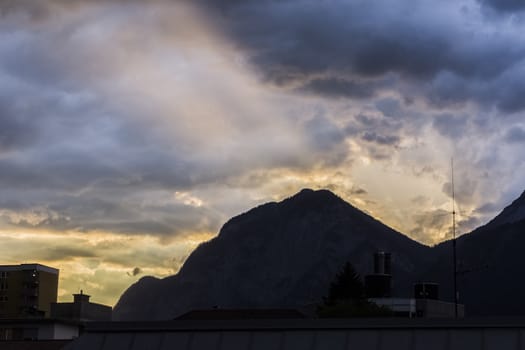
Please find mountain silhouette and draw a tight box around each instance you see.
[114,189,429,320]
[114,188,525,320]
[426,189,525,316]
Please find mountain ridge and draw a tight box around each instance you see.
[114,187,525,320]
[114,188,429,320]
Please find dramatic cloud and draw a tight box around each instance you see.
[478,0,525,12]
[2,0,525,304]
[197,0,525,108]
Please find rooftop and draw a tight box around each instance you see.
[0,264,59,274]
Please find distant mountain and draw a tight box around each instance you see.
[426,189,525,316]
[114,188,525,320]
[114,189,430,320]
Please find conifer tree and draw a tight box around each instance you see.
[325,262,364,304]
[319,262,391,317]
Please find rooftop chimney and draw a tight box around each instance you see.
[73,290,90,303]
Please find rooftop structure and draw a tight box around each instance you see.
[51,291,112,322]
[364,253,464,318]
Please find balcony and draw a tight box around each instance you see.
[21,288,38,297]
[23,280,39,288]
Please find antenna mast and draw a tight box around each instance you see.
[451,158,458,318]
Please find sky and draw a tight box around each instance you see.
[1,0,525,306]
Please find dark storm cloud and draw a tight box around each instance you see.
[2,0,525,249]
[344,107,406,160]
[40,247,97,261]
[0,18,228,239]
[0,151,225,235]
[299,77,377,99]
[195,0,525,113]
[201,0,449,80]
[426,65,525,114]
[0,142,197,192]
[361,132,400,146]
[0,185,223,237]
[478,0,525,12]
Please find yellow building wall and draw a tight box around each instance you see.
[0,266,58,318]
[38,270,59,317]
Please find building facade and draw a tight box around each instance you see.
[0,264,59,318]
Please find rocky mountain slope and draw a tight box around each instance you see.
[114,189,431,320]
[426,190,525,316]
[114,188,525,320]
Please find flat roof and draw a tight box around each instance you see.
[0,263,59,274]
[83,317,525,333]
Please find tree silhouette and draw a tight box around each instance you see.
[325,262,364,304]
[318,262,391,318]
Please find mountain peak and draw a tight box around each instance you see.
[276,188,354,216]
[288,188,341,203]
[114,187,427,320]
[114,187,525,320]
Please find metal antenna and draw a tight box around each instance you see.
[451,158,458,318]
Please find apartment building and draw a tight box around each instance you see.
[0,264,59,318]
